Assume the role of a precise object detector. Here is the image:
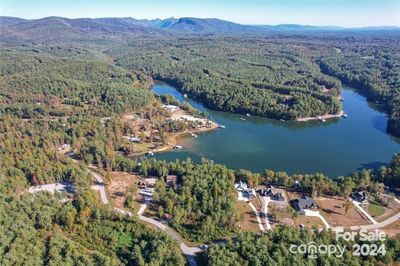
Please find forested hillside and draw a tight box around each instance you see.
[0,47,186,264]
[108,37,342,120]
[0,48,153,118]
[319,46,400,136]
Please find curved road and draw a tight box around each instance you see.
[303,209,331,229]
[87,169,201,266]
[89,171,109,204]
[350,212,400,231]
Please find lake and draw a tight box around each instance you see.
[151,81,400,178]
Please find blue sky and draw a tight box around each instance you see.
[1,0,399,27]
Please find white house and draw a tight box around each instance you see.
[129,137,141,143]
[163,105,178,111]
[235,181,248,192]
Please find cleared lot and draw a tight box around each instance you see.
[235,200,263,233]
[315,196,370,227]
[108,171,141,209]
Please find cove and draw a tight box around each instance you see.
[151,81,400,178]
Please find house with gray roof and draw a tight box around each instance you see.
[266,187,284,201]
[292,196,317,212]
[353,191,369,204]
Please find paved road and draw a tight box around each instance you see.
[304,209,331,229]
[302,197,400,231]
[116,204,201,266]
[261,197,272,230]
[88,170,109,204]
[351,200,377,224]
[249,202,265,231]
[356,212,400,230]
[302,206,400,232]
[137,204,201,265]
[341,194,400,230]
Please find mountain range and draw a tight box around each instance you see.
[1,16,398,44]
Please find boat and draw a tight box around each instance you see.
[173,145,182,150]
[322,119,326,122]
[342,113,348,118]
[240,118,246,121]
[190,132,198,138]
[280,119,285,122]
[147,151,154,156]
[183,94,188,98]
[219,125,226,129]
[246,113,251,117]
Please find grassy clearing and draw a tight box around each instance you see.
[368,203,385,217]
[234,201,261,233]
[295,215,324,229]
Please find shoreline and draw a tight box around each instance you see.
[295,110,345,122]
[144,78,219,156]
[130,119,219,157]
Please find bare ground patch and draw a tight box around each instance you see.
[382,220,400,237]
[269,204,296,228]
[315,196,370,227]
[108,171,141,210]
[286,191,303,201]
[375,195,400,222]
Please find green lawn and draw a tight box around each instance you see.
[368,203,385,217]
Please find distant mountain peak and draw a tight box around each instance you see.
[0,16,28,26]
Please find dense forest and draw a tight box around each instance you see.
[0,192,184,265]
[0,49,153,118]
[107,37,342,120]
[205,228,400,265]
[152,159,236,241]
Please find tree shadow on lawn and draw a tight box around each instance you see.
[321,207,342,215]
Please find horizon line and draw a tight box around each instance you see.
[1,15,400,29]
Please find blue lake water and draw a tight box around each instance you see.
[151,81,400,178]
